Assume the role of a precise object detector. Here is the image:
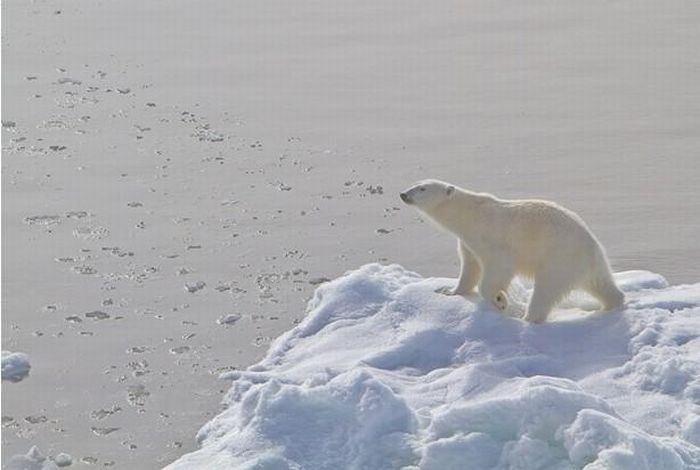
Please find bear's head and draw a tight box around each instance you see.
[400,180,455,211]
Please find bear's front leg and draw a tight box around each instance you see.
[436,240,482,296]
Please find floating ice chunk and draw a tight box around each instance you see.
[2,351,31,382]
[217,313,241,326]
[56,77,81,85]
[192,125,224,142]
[24,215,60,226]
[5,446,58,470]
[53,453,72,467]
[185,281,206,293]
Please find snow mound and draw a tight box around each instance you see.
[167,264,700,469]
[2,350,31,382]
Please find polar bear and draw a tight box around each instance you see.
[400,180,624,323]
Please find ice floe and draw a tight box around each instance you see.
[165,263,700,468]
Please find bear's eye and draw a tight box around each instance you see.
[420,188,426,192]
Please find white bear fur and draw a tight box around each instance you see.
[400,180,624,323]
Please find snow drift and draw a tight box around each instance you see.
[167,264,700,469]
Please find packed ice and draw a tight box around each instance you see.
[167,264,700,469]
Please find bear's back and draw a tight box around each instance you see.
[498,198,602,273]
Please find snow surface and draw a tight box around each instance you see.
[2,350,31,382]
[167,264,700,469]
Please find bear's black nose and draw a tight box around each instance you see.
[400,192,410,204]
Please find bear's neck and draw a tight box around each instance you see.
[422,190,490,242]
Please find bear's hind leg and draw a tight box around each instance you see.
[437,240,482,296]
[585,272,625,311]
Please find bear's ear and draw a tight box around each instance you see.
[446,185,455,196]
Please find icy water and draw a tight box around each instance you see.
[2,0,699,468]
